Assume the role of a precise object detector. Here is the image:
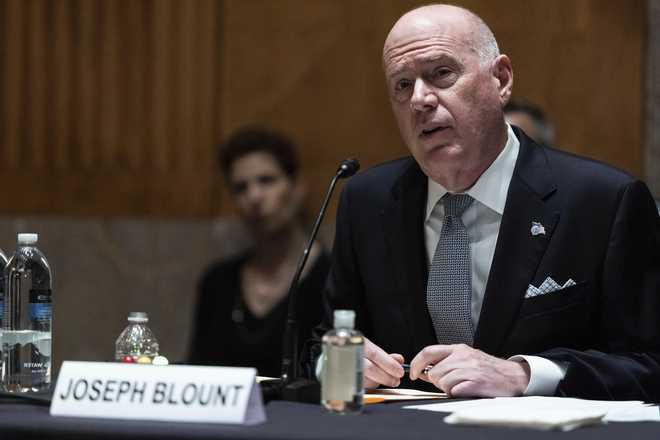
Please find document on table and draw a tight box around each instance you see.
[365,388,447,402]
[255,378,447,403]
[404,396,660,430]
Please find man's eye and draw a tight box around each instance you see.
[394,79,412,92]
[430,67,457,87]
[432,68,451,79]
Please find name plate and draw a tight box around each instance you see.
[50,361,265,425]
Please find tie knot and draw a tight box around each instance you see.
[442,193,473,218]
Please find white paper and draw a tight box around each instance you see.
[405,396,646,413]
[605,405,660,422]
[444,407,605,431]
[404,396,658,430]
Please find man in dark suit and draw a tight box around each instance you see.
[314,4,660,401]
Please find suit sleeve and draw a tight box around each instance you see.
[539,180,660,402]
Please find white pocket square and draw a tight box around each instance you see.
[525,277,576,298]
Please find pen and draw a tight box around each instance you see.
[401,363,433,374]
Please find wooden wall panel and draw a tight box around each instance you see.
[0,0,647,218]
[1,0,22,169]
[220,0,646,218]
[26,0,47,170]
[76,0,96,170]
[0,0,220,217]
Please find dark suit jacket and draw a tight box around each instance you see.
[311,128,660,402]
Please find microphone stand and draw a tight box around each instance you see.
[261,160,358,404]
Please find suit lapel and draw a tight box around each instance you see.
[381,161,437,356]
[473,132,559,355]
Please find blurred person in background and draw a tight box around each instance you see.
[504,99,555,147]
[188,127,330,377]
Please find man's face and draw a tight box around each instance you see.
[383,15,509,186]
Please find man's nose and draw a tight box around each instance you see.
[410,78,438,112]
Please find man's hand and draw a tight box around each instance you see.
[363,337,405,388]
[409,344,530,397]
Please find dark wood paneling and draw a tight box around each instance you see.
[0,0,645,218]
[220,0,645,218]
[0,0,220,217]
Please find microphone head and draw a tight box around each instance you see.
[337,158,360,178]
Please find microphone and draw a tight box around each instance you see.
[337,158,359,178]
[261,158,360,404]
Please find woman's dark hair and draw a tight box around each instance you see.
[217,127,300,180]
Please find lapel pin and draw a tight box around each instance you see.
[531,221,546,236]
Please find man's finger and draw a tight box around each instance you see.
[409,344,458,380]
[431,367,476,395]
[364,357,400,388]
[421,350,469,381]
[363,360,382,389]
[364,337,404,378]
[450,380,481,398]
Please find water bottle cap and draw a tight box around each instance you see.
[17,233,38,244]
[333,309,355,329]
[127,312,149,323]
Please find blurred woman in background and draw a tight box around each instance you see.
[188,127,329,377]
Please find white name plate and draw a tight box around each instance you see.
[50,361,265,425]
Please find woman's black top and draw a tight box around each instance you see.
[188,251,330,377]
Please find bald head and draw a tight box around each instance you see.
[383,4,499,66]
[381,3,513,191]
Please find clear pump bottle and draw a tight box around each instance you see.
[321,309,364,413]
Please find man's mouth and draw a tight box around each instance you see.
[420,125,446,137]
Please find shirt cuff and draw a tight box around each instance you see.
[508,355,567,396]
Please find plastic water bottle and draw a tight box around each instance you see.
[115,312,159,363]
[1,233,53,393]
[0,248,9,329]
[321,309,364,414]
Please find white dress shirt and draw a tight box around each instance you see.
[424,124,566,395]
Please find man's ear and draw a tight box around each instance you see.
[492,54,513,105]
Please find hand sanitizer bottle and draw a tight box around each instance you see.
[321,309,364,413]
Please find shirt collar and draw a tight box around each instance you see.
[425,124,520,221]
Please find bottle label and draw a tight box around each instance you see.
[29,303,52,321]
[321,344,363,402]
[29,288,52,323]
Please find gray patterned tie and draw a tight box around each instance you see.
[426,193,474,345]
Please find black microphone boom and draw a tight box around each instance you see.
[337,158,360,178]
[281,158,360,382]
[265,158,359,403]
